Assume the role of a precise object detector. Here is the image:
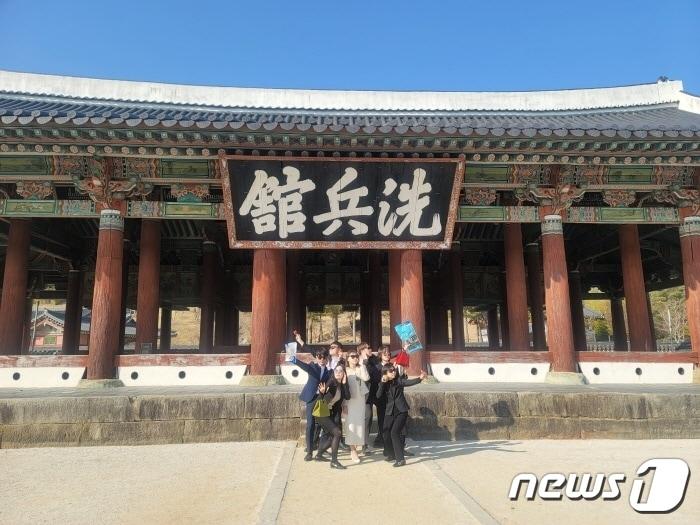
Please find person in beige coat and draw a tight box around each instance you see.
[342,351,370,463]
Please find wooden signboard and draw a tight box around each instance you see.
[220,155,464,249]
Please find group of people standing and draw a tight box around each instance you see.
[290,335,426,469]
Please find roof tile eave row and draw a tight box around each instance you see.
[1,113,699,139]
[0,92,681,114]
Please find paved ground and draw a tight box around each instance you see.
[1,381,699,399]
[1,439,697,525]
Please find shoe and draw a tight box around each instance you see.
[350,450,361,464]
[330,460,346,470]
[393,460,406,468]
[315,453,330,462]
[363,447,373,456]
[404,450,415,457]
[304,452,313,462]
[384,456,396,462]
[339,442,350,451]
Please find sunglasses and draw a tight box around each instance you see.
[349,354,358,358]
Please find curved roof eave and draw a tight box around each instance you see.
[1,69,698,114]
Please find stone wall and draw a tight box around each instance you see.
[0,393,304,448]
[1,390,699,448]
[404,391,700,440]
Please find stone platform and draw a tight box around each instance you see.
[1,383,699,448]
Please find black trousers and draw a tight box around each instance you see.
[318,403,343,451]
[365,398,385,445]
[375,400,386,444]
[383,411,409,462]
[305,401,316,453]
[330,403,343,440]
[315,416,341,461]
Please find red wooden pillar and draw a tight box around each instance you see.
[0,219,31,355]
[425,308,432,344]
[569,270,587,351]
[504,223,530,350]
[450,250,465,350]
[220,269,240,347]
[645,292,657,349]
[360,271,370,342]
[160,306,172,352]
[199,241,217,353]
[679,216,700,359]
[388,250,402,350]
[487,306,500,350]
[214,304,227,348]
[230,308,240,346]
[619,225,655,351]
[541,214,577,372]
[368,251,382,349]
[429,271,448,345]
[398,249,426,375]
[525,242,547,350]
[286,250,302,338]
[250,249,286,375]
[21,297,34,355]
[610,296,628,351]
[499,303,509,349]
[118,239,130,354]
[217,309,233,347]
[135,220,161,353]
[61,269,83,355]
[86,210,124,379]
[429,307,449,344]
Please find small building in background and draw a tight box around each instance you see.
[29,307,137,354]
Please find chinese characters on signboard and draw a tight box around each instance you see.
[222,158,463,248]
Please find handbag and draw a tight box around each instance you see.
[312,396,330,418]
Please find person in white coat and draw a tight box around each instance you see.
[342,350,370,463]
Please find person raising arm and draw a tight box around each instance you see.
[376,364,427,467]
[290,335,331,462]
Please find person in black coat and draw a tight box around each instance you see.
[328,363,347,447]
[290,347,330,461]
[357,343,379,452]
[376,363,426,467]
[372,345,392,447]
[315,365,350,469]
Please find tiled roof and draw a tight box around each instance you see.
[1,70,699,138]
[32,307,137,335]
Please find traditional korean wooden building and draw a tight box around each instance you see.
[0,70,698,386]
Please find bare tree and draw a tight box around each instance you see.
[464,307,485,343]
[324,304,343,341]
[651,287,687,343]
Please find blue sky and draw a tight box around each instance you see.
[1,0,698,93]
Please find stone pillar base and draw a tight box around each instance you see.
[78,379,125,389]
[545,371,588,385]
[240,375,287,386]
